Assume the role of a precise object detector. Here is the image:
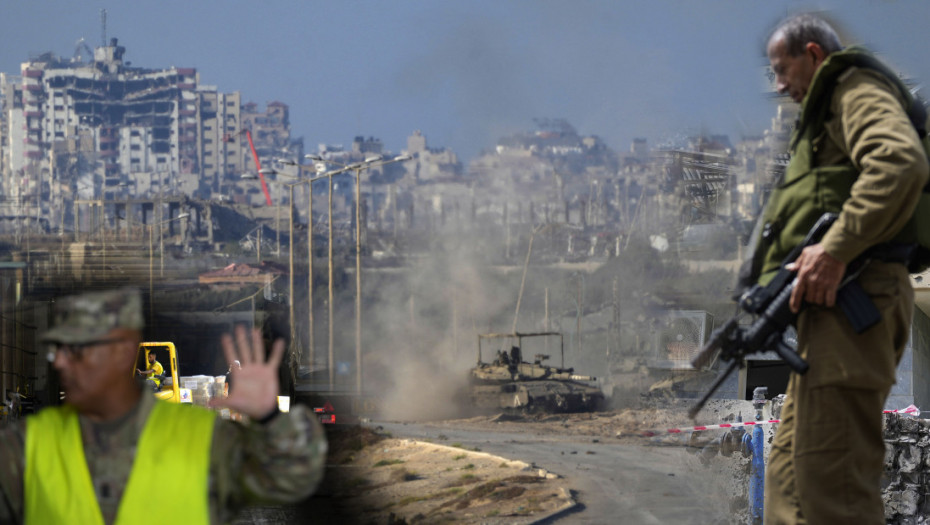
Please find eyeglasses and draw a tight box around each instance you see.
[46,337,131,363]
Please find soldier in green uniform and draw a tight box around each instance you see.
[760,14,929,523]
[0,288,328,524]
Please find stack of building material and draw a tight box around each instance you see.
[180,375,215,407]
[214,375,227,399]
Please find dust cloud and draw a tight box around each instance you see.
[361,244,519,421]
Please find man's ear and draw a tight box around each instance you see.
[806,42,827,67]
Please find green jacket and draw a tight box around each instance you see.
[754,46,929,285]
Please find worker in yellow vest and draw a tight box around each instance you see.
[136,351,164,391]
[0,287,328,524]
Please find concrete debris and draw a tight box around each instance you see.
[675,408,930,522]
[882,413,930,523]
[883,485,920,520]
[898,445,922,474]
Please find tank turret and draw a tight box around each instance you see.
[467,333,604,414]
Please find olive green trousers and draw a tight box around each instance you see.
[763,262,913,524]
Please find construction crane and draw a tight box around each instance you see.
[224,129,272,206]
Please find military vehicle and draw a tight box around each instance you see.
[467,332,605,414]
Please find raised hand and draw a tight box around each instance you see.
[209,325,285,420]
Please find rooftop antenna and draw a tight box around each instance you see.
[100,8,107,47]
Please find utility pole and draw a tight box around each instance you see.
[288,185,296,383]
[354,167,362,394]
[328,175,334,390]
[308,182,315,372]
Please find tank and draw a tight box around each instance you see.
[467,332,605,414]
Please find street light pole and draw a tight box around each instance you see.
[327,173,335,390]
[307,180,314,373]
[303,159,353,391]
[288,184,297,374]
[260,167,320,386]
[274,154,410,392]
[354,166,363,393]
[270,162,318,374]
[309,154,409,393]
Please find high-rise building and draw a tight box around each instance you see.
[0,39,202,202]
[241,100,303,167]
[198,88,244,195]
[0,37,292,224]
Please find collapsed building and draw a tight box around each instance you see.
[0,37,300,232]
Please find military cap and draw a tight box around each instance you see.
[41,287,144,344]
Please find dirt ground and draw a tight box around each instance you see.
[239,400,755,525]
[315,424,575,524]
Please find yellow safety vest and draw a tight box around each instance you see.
[24,400,216,525]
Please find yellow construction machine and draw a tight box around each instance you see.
[134,342,282,422]
[135,342,184,403]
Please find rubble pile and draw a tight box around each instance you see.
[882,413,930,522]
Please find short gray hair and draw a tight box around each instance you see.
[770,14,842,56]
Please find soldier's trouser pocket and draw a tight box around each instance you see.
[766,380,888,525]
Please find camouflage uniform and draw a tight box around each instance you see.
[760,49,929,523]
[0,288,327,524]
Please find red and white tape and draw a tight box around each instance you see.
[640,404,921,437]
[641,419,781,437]
[884,404,921,416]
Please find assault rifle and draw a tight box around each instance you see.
[688,213,882,419]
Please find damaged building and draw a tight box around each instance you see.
[0,37,299,231]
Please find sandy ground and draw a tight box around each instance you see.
[233,401,761,524]
[316,425,575,524]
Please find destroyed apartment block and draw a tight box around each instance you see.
[0,37,301,230]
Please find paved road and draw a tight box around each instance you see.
[371,420,737,524]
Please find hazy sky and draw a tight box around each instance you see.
[3,1,929,162]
